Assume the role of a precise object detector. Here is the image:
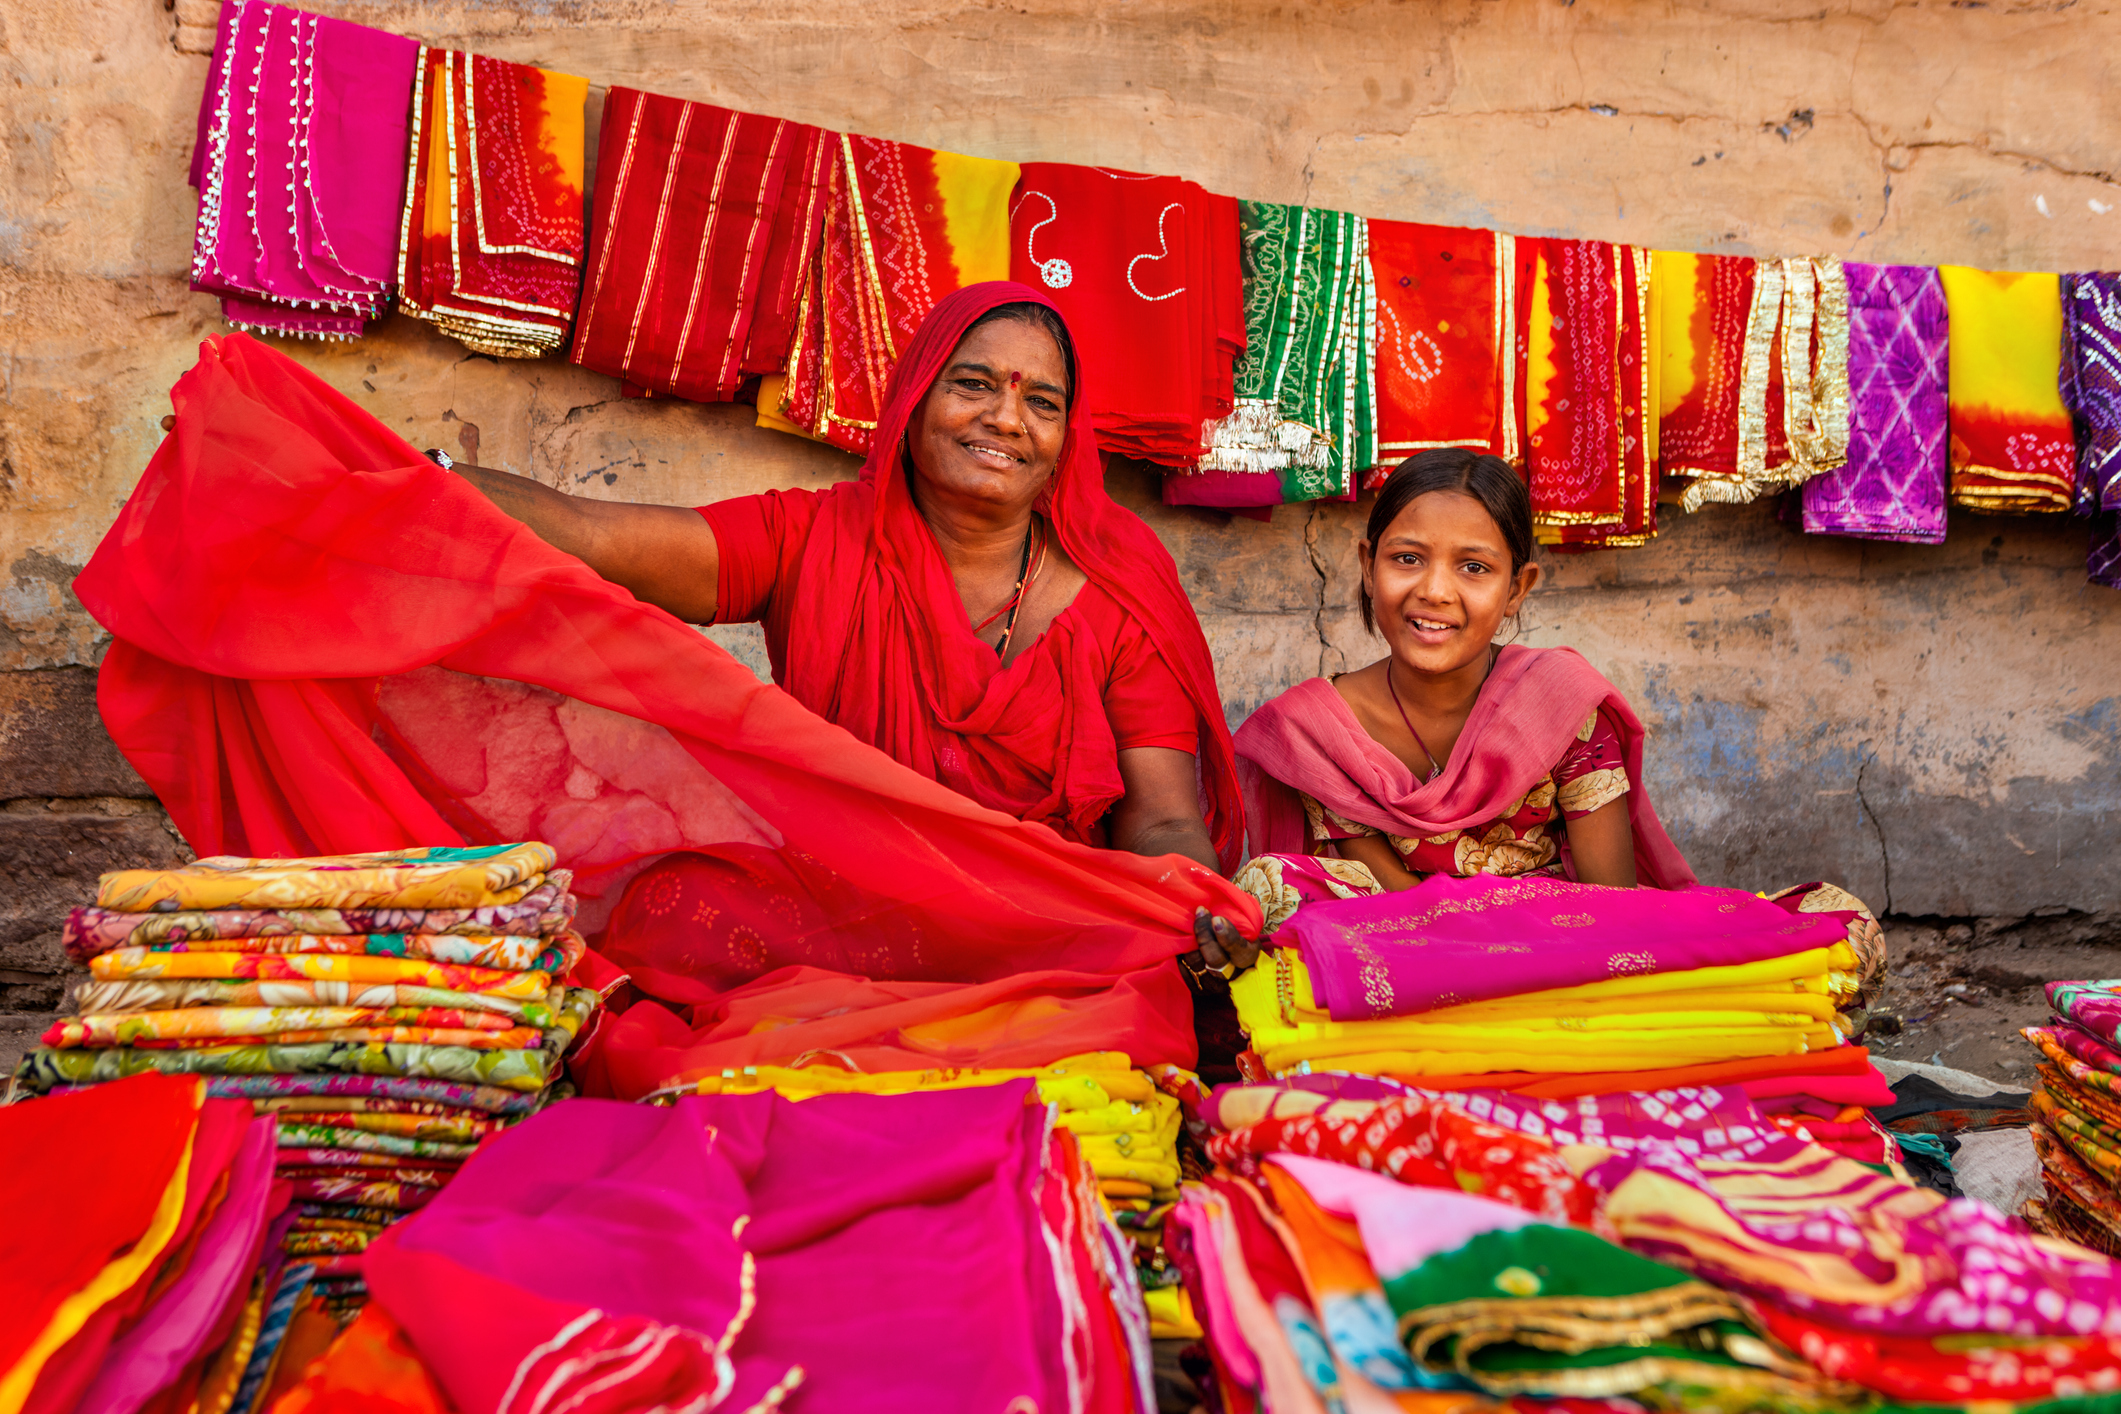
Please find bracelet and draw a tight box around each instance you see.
[422,448,455,470]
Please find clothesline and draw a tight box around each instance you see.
[184,0,2121,582]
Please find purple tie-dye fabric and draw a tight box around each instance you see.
[2091,513,2121,589]
[1801,263,1949,543]
[2061,273,2121,515]
[2060,274,2121,589]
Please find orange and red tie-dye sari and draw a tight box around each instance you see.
[1664,254,1851,511]
[1940,266,2079,511]
[1367,219,1517,486]
[397,48,587,358]
[1515,238,1657,550]
[776,134,1019,454]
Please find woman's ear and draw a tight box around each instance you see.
[1357,539,1376,599]
[1504,560,1543,616]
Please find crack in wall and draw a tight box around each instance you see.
[1855,742,1896,914]
[1302,500,1334,676]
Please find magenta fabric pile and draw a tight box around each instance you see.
[365,1081,1153,1413]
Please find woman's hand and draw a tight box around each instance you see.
[1184,905,1260,988]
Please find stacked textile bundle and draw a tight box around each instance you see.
[263,1085,1158,1414]
[682,1052,1199,1332]
[1,1074,281,1414]
[395,47,589,356]
[1167,200,1377,511]
[188,0,418,339]
[2023,982,2121,1255]
[1178,1076,2121,1411]
[1226,875,1892,1157]
[1368,219,1518,482]
[1008,163,1244,465]
[12,844,599,1339]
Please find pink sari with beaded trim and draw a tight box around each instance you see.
[1233,645,1695,904]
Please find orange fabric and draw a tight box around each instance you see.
[266,1305,455,1414]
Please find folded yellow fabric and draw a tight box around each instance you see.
[96,844,555,913]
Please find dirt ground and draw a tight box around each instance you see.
[1864,912,2121,1086]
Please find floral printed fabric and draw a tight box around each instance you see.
[75,977,560,1022]
[95,843,556,913]
[63,874,575,959]
[198,1071,543,1113]
[275,1122,476,1160]
[14,1037,558,1093]
[89,945,564,987]
[45,1007,539,1047]
[1203,1092,1603,1228]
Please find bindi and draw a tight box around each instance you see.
[1008,371,1022,386]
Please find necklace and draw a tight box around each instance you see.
[1385,661,1446,782]
[972,518,1045,660]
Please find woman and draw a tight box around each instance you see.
[451,281,1258,976]
[1234,447,1697,927]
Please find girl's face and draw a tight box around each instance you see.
[1360,490,1542,678]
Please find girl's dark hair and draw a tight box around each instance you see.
[965,301,1078,408]
[1359,447,1536,634]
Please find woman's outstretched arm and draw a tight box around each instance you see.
[454,464,723,624]
[1111,747,1261,972]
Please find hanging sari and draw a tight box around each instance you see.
[1655,251,1757,490]
[1008,163,1243,465]
[1940,266,2078,511]
[1234,646,1696,893]
[1800,264,1949,543]
[2062,273,2121,590]
[75,308,1258,1101]
[1517,239,1657,548]
[775,134,1019,453]
[1367,220,1517,484]
[396,48,587,358]
[1669,256,1851,512]
[1169,201,1377,508]
[568,92,829,401]
[188,0,417,340]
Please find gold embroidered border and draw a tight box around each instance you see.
[393,46,434,317]
[464,57,580,265]
[1495,231,1520,465]
[1682,257,1784,511]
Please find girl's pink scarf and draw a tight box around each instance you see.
[1233,644,1696,888]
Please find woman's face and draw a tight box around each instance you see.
[1360,490,1541,677]
[907,317,1070,517]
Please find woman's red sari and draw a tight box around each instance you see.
[75,312,1257,1098]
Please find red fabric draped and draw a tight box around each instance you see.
[75,329,1261,1100]
[724,279,1247,873]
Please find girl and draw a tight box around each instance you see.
[1233,447,1697,926]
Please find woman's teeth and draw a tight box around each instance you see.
[1413,618,1454,632]
[967,444,1020,467]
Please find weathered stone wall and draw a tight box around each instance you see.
[5,0,2119,1019]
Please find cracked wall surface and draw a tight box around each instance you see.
[3,0,2120,942]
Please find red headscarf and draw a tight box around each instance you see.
[764,280,1246,872]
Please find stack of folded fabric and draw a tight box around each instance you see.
[1227,874,1897,1162]
[268,1084,1157,1414]
[1,1073,280,1414]
[2023,982,2121,1255]
[11,843,600,1348]
[682,1051,1200,1335]
[1179,1074,2121,1412]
